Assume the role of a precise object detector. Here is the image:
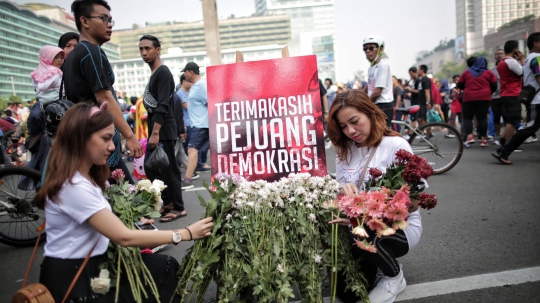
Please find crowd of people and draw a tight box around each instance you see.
[12,0,539,301]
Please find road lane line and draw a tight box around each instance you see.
[396,266,540,301]
[183,187,207,192]
[289,266,540,303]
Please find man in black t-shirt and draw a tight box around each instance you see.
[63,0,141,183]
[415,65,432,126]
[139,35,186,222]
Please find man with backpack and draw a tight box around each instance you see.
[493,32,540,165]
[63,0,142,183]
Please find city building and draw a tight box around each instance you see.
[112,44,287,98]
[484,16,540,55]
[255,0,334,37]
[110,15,291,60]
[256,0,336,80]
[456,0,540,55]
[0,1,119,101]
[415,48,456,76]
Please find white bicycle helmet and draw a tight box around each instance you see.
[362,35,384,47]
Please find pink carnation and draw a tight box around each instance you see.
[349,192,369,217]
[366,191,386,218]
[384,202,409,221]
[354,238,377,253]
[366,217,386,232]
[391,190,411,208]
[111,169,126,183]
[399,184,410,197]
[338,195,354,218]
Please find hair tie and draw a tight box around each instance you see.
[89,102,108,117]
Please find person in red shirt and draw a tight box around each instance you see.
[457,57,498,146]
[449,75,462,130]
[497,40,524,145]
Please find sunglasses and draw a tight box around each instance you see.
[363,46,377,52]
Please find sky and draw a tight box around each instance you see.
[14,0,456,81]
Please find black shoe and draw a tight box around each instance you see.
[191,173,200,180]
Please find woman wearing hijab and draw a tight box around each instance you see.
[457,57,497,146]
[58,32,79,59]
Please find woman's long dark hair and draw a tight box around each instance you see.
[326,89,400,163]
[35,103,114,209]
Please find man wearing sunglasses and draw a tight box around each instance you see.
[63,0,142,183]
[363,35,394,128]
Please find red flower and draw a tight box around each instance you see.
[369,167,383,179]
[419,192,437,210]
[395,149,413,163]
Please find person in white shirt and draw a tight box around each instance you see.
[35,102,213,302]
[494,32,540,164]
[363,34,394,128]
[326,90,421,303]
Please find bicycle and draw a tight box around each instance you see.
[0,166,44,247]
[393,105,463,174]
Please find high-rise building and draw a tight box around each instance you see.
[110,15,291,60]
[256,0,336,80]
[456,0,540,55]
[112,44,287,98]
[255,0,334,37]
[0,1,119,101]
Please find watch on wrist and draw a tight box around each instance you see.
[172,229,182,245]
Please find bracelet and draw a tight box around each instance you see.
[185,227,193,240]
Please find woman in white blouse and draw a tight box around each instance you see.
[327,90,422,303]
[35,102,213,302]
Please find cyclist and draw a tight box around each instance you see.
[363,35,394,128]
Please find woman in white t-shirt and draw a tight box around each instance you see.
[327,90,422,303]
[35,102,213,302]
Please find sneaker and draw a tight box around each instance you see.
[480,140,489,147]
[514,149,523,152]
[464,136,475,144]
[524,136,537,143]
[402,134,410,141]
[368,268,406,303]
[493,139,501,146]
[191,173,200,180]
[181,180,194,190]
[487,135,494,141]
[196,166,211,173]
[444,133,456,138]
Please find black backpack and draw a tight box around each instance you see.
[43,100,74,138]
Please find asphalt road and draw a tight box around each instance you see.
[1,134,539,302]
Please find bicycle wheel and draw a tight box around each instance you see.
[0,166,44,247]
[408,122,463,174]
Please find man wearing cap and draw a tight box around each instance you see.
[182,62,208,188]
[363,35,394,128]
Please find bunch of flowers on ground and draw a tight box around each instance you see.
[339,149,437,253]
[99,169,165,302]
[175,173,369,303]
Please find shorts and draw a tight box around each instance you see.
[187,127,209,150]
[500,96,522,125]
[410,99,419,121]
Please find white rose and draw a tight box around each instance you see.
[151,179,167,191]
[137,179,152,191]
[91,269,110,294]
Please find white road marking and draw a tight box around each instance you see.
[183,187,207,192]
[289,266,540,303]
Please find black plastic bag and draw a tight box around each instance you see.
[145,144,169,171]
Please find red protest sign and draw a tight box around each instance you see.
[207,55,327,182]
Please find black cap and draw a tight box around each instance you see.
[181,62,199,73]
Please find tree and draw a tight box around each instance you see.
[132,23,139,29]
[435,61,466,81]
[8,95,22,103]
[498,14,535,31]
